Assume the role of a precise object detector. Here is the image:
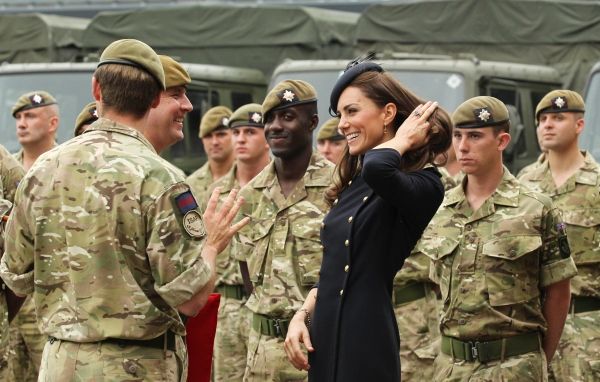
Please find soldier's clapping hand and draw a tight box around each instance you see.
[203,187,249,254]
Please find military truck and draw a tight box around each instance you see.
[270,53,562,173]
[0,62,266,174]
[581,61,600,160]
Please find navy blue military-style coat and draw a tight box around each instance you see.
[308,148,444,382]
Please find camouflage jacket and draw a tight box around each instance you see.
[422,168,577,340]
[517,153,547,179]
[518,151,600,298]
[0,118,211,341]
[187,161,214,209]
[0,144,25,205]
[233,152,333,317]
[394,166,463,290]
[208,163,244,287]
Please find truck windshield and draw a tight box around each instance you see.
[582,71,600,159]
[270,70,465,128]
[0,71,93,153]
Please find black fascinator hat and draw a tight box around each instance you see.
[329,53,384,117]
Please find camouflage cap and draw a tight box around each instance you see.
[229,103,264,129]
[262,80,317,119]
[317,117,344,141]
[11,90,57,118]
[199,106,232,138]
[452,96,509,129]
[98,39,165,90]
[160,55,191,88]
[535,89,585,121]
[74,101,98,136]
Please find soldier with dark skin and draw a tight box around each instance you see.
[233,80,333,382]
[421,96,576,381]
[518,90,600,382]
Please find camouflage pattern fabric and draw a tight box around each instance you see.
[392,165,459,380]
[518,151,600,381]
[7,297,45,382]
[0,144,25,380]
[0,118,212,379]
[187,161,214,209]
[11,149,23,167]
[207,163,250,382]
[517,153,547,179]
[421,169,577,378]
[233,152,332,381]
[433,349,548,382]
[38,335,187,382]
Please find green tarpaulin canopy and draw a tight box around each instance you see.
[355,0,600,91]
[82,5,359,76]
[0,13,89,63]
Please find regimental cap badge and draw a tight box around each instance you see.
[222,117,229,127]
[475,108,492,123]
[552,96,566,109]
[92,108,98,118]
[30,93,43,104]
[280,89,297,103]
[199,106,233,138]
[250,112,262,123]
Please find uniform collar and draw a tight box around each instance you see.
[251,151,332,189]
[444,166,519,208]
[86,117,156,154]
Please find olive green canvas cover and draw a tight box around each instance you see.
[356,0,600,91]
[82,5,359,76]
[0,13,89,63]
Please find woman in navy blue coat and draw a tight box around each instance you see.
[283,59,453,381]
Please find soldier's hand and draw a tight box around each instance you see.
[203,187,249,254]
[284,313,314,371]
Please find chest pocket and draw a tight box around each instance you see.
[420,235,459,303]
[482,235,542,306]
[246,219,273,284]
[562,208,600,265]
[291,217,323,287]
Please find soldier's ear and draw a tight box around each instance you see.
[497,131,511,151]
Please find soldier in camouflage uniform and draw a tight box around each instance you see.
[316,117,346,165]
[0,144,25,380]
[233,80,333,382]
[187,106,235,205]
[0,39,247,382]
[421,96,577,381]
[73,101,98,137]
[8,91,60,382]
[518,90,600,382]
[210,103,271,382]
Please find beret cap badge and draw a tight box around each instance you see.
[30,94,43,104]
[280,89,297,103]
[476,108,492,123]
[552,96,566,109]
[250,112,262,123]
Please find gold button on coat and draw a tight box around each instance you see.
[362,196,368,202]
[339,289,344,296]
[348,216,353,223]
[344,239,349,246]
[344,265,349,272]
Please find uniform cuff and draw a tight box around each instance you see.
[541,256,578,288]
[0,261,34,296]
[154,256,212,307]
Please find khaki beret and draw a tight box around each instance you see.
[98,39,165,90]
[229,103,264,129]
[262,80,317,119]
[11,90,57,118]
[317,117,344,141]
[74,101,98,136]
[160,55,191,89]
[199,106,232,138]
[535,89,585,121]
[452,96,509,129]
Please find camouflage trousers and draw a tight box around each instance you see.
[212,296,251,382]
[433,350,548,381]
[38,334,188,382]
[0,293,9,380]
[550,309,600,382]
[243,325,307,382]
[395,284,441,381]
[7,295,45,382]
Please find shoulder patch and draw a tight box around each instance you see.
[182,210,206,238]
[175,190,199,214]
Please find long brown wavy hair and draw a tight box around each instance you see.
[325,71,453,206]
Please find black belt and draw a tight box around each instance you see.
[49,331,177,352]
[571,295,600,314]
